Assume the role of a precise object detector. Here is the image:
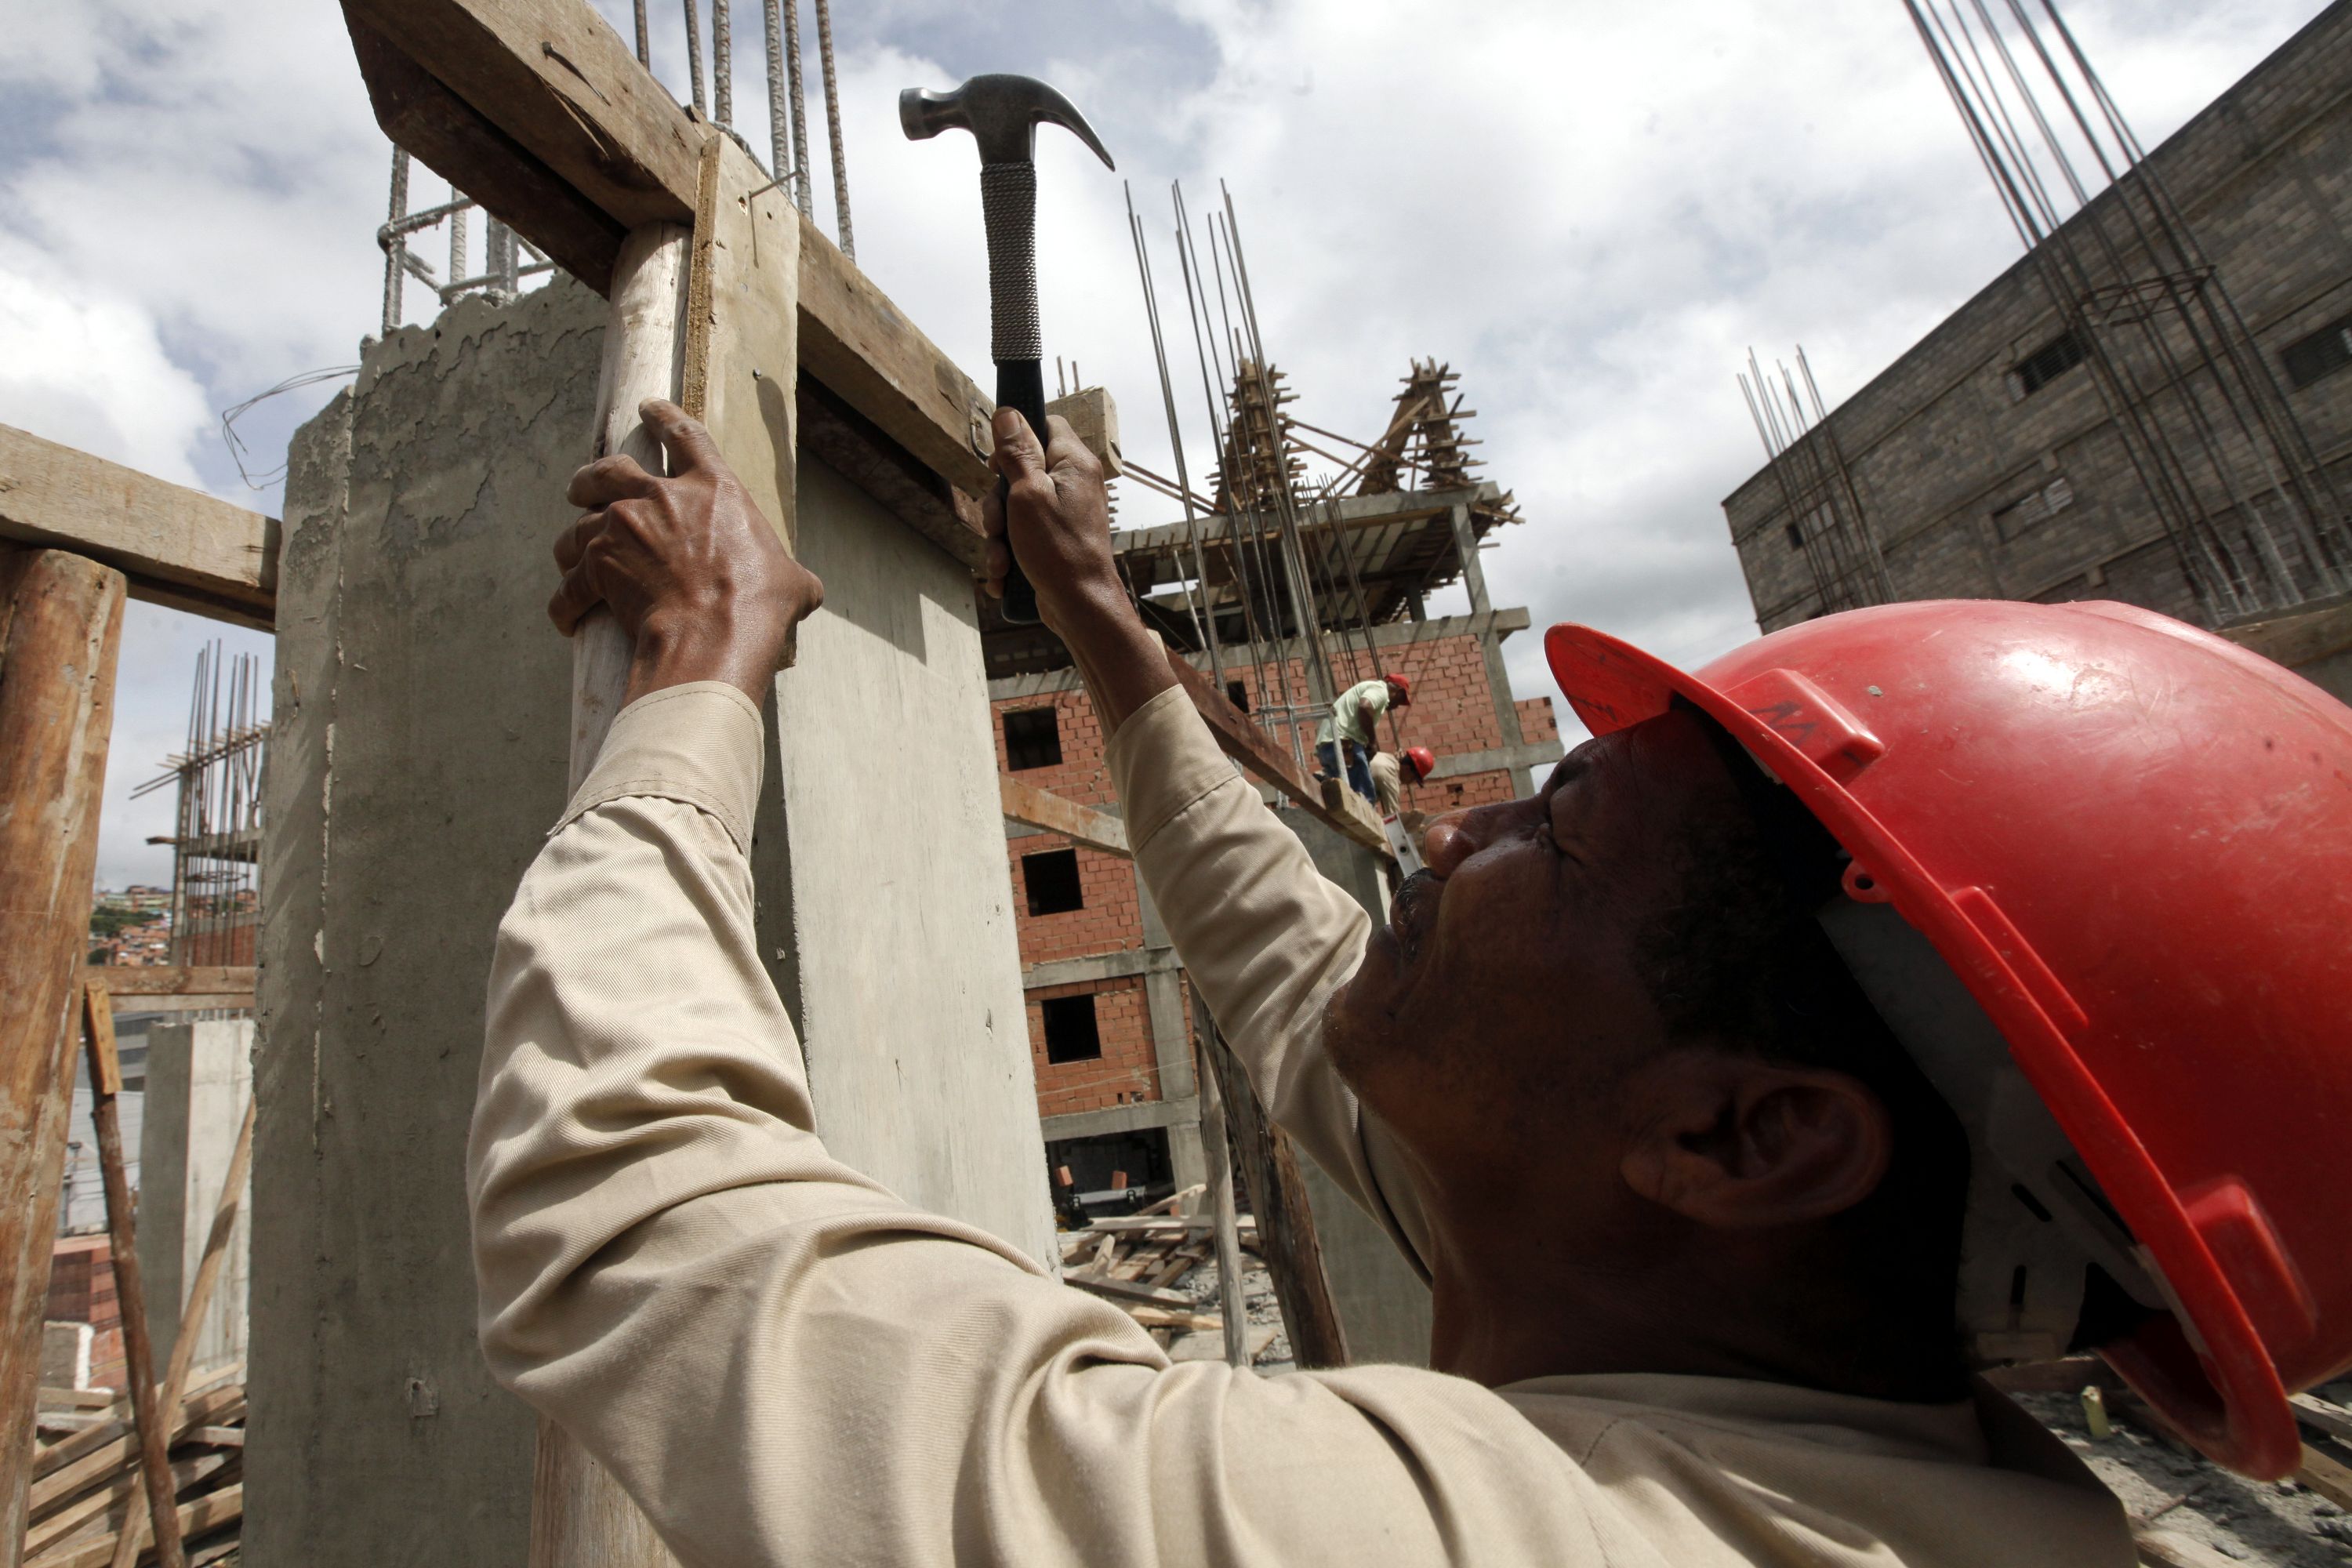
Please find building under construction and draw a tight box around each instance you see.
[1726,1,2352,704]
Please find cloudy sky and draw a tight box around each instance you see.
[0,0,2324,888]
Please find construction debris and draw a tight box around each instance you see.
[1056,1196,1278,1358]
[22,1367,246,1566]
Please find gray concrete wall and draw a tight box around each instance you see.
[254,281,601,1567]
[138,1018,253,1377]
[255,276,1054,1563]
[1724,2,2352,632]
[1289,814,1434,1367]
[768,456,1056,1262]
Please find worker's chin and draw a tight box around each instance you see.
[1323,926,1411,1091]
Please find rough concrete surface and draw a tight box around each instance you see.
[253,279,606,1566]
[253,274,1058,1561]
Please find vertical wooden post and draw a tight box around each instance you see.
[81,982,185,1568]
[0,545,126,1558]
[1196,1019,1349,1369]
[530,220,691,1568]
[1189,993,1251,1368]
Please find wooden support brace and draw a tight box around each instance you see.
[999,775,1130,857]
[1191,994,1348,1370]
[79,982,185,1568]
[1,546,126,1552]
[1163,649,1389,855]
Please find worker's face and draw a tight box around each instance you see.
[1323,707,1748,1176]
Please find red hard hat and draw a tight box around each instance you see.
[1547,599,2352,1478]
[1403,746,1436,782]
[1382,671,1412,705]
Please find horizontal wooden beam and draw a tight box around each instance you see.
[343,0,997,501]
[1000,775,1130,857]
[83,967,256,998]
[0,427,276,630]
[1162,652,1389,856]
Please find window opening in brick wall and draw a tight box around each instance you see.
[1022,848,1083,915]
[1784,521,1804,550]
[1992,475,2075,541]
[2281,316,2352,390]
[1225,680,1250,713]
[1003,706,1062,771]
[2009,329,2089,397]
[1041,993,1103,1063]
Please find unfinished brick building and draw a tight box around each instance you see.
[988,365,1563,1196]
[1723,3,2352,665]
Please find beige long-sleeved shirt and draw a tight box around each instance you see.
[470,680,2137,1567]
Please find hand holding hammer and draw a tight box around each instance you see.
[901,73,1114,625]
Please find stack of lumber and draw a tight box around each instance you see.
[21,1365,245,1566]
[1058,1186,1264,1345]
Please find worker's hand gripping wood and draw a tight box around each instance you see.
[475,394,2352,1567]
[546,397,824,708]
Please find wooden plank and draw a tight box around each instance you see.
[0,427,272,629]
[797,379,986,571]
[78,981,184,1568]
[2292,1392,2352,1445]
[1163,648,1389,855]
[1063,1274,1197,1311]
[23,1452,228,1563]
[339,0,997,503]
[37,1388,120,1412]
[34,1484,240,1568]
[2133,1526,2244,1568]
[339,0,700,234]
[1192,992,1349,1370]
[2,549,127,1555]
[82,967,256,999]
[2297,1442,2352,1512]
[340,4,622,294]
[999,775,1131,857]
[107,1095,254,1568]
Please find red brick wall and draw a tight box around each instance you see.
[47,1236,125,1391]
[998,629,1542,1119]
[1026,975,1161,1116]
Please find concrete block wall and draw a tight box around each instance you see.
[1723,1,2352,633]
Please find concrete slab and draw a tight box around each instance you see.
[137,1018,252,1377]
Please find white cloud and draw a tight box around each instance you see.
[0,243,214,485]
[0,0,2327,898]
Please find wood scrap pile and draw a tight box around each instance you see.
[22,1364,245,1566]
[1058,1185,1264,1348]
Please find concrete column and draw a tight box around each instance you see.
[256,279,1054,1562]
[1447,503,1491,616]
[1283,812,1434,1367]
[1133,877,1205,1194]
[1479,630,1535,798]
[137,1018,253,1378]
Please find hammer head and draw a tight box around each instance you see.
[898,73,1115,170]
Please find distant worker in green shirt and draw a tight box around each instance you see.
[1316,671,1411,802]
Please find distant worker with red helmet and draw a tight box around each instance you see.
[1315,670,1410,803]
[474,408,2352,1567]
[1369,742,1436,816]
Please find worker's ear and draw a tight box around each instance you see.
[1617,1048,1892,1229]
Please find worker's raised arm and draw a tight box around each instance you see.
[986,412,1436,1273]
[470,406,1570,1564]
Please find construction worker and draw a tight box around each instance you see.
[471,402,2352,1566]
[1369,742,1436,816]
[1315,669,1410,802]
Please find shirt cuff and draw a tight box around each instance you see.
[556,681,765,855]
[1105,684,1243,852]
